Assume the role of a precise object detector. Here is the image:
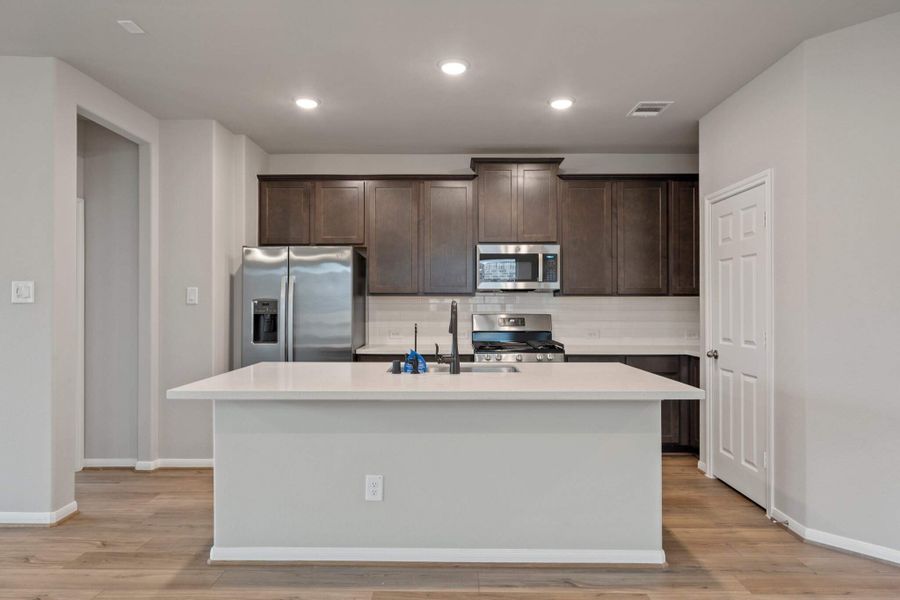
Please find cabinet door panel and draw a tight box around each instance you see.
[477,163,517,242]
[565,355,625,363]
[560,180,614,294]
[668,180,699,295]
[420,181,474,294]
[517,164,558,242]
[258,181,311,245]
[312,180,365,245]
[615,180,668,295]
[625,355,681,376]
[366,181,419,294]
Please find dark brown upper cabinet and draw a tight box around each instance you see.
[615,180,668,295]
[365,180,419,294]
[472,158,562,243]
[420,180,475,295]
[258,180,311,245]
[312,180,365,245]
[518,163,559,242]
[475,162,517,242]
[668,180,699,296]
[559,180,615,295]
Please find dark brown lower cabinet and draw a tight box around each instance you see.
[568,354,700,453]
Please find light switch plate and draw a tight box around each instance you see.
[185,286,199,305]
[11,281,34,304]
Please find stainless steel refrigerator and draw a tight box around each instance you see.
[239,246,366,367]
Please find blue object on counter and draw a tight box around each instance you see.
[403,349,427,374]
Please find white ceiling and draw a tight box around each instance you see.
[2,0,899,154]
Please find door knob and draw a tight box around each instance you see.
[706,349,719,359]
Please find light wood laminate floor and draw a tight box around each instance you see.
[0,456,897,599]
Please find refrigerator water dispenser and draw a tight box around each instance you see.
[252,299,279,344]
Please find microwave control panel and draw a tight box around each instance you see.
[542,254,559,282]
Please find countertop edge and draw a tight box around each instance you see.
[167,390,705,402]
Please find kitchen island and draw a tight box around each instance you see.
[168,361,704,565]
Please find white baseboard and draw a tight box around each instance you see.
[697,460,707,473]
[158,458,214,468]
[135,458,213,471]
[209,546,666,564]
[0,501,78,525]
[83,458,136,468]
[771,507,900,565]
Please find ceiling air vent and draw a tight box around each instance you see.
[627,101,673,117]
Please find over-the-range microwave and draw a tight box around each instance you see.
[476,244,560,292]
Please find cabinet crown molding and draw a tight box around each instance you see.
[469,157,564,171]
[259,174,476,182]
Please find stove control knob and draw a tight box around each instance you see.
[546,354,554,362]
[515,354,523,362]
[536,354,544,362]
[483,354,491,361]
[495,354,502,362]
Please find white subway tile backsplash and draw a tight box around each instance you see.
[367,294,699,350]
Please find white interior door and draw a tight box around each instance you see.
[707,175,770,508]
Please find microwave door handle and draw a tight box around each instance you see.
[537,254,544,284]
[286,275,296,362]
[278,275,288,361]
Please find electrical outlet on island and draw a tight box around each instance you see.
[365,474,383,501]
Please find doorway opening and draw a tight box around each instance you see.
[75,117,140,470]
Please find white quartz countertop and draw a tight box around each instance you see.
[167,361,705,402]
[355,342,700,357]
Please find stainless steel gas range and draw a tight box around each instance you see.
[471,313,565,363]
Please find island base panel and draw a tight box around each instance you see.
[213,399,663,564]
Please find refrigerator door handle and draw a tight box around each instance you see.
[286,275,296,362]
[278,275,288,361]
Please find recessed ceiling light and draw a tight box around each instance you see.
[117,19,145,34]
[439,59,469,76]
[295,98,320,110]
[549,97,574,110]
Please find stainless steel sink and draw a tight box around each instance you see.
[387,364,519,374]
[433,364,519,373]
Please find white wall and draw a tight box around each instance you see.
[700,11,900,559]
[237,136,268,247]
[159,120,216,460]
[699,45,809,522]
[268,153,697,175]
[0,57,57,513]
[0,56,160,517]
[159,120,258,460]
[802,12,900,555]
[78,118,140,461]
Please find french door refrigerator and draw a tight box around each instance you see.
[240,246,366,367]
